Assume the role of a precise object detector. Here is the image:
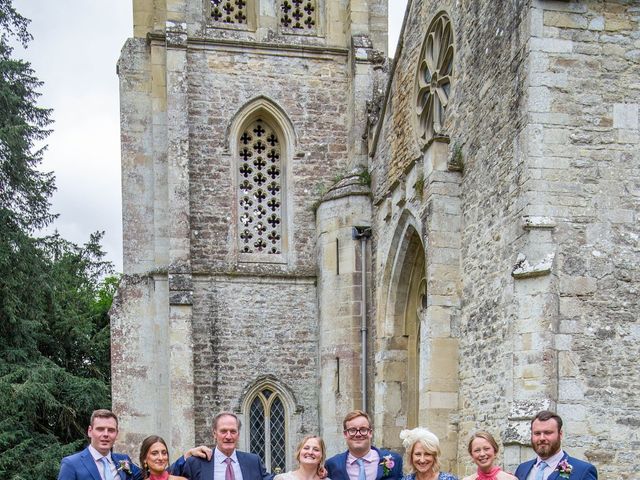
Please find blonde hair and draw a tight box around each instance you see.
[467,431,499,456]
[400,428,441,474]
[294,435,326,472]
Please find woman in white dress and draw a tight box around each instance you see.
[274,435,327,480]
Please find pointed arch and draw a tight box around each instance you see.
[228,97,296,264]
[374,210,426,450]
[240,377,297,473]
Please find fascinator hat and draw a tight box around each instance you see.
[399,427,440,450]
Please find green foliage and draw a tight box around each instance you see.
[0,3,116,478]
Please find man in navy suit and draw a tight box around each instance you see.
[171,411,273,480]
[58,409,141,480]
[515,411,597,480]
[325,410,403,480]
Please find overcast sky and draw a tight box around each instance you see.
[13,1,407,273]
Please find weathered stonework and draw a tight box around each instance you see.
[114,0,639,477]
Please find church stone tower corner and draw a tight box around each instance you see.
[115,0,388,467]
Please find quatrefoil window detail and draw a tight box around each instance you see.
[415,12,454,145]
[280,1,316,30]
[237,118,283,255]
[210,0,247,24]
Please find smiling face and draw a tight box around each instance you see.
[213,414,240,457]
[343,415,373,457]
[145,441,169,475]
[411,441,435,475]
[297,437,323,467]
[531,418,562,460]
[470,437,496,473]
[88,416,118,456]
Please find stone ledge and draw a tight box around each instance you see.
[512,252,555,278]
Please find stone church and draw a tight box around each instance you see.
[111,0,639,477]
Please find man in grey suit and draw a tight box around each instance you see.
[171,412,273,480]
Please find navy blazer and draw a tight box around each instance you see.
[514,452,597,480]
[58,447,141,480]
[172,450,273,480]
[325,447,403,480]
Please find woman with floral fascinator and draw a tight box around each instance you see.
[462,431,516,480]
[140,436,188,480]
[399,428,457,480]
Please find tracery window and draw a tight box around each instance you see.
[237,118,283,255]
[249,388,287,472]
[280,0,316,30]
[415,12,454,145]
[210,0,248,24]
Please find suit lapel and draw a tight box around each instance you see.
[373,448,384,480]
[547,453,569,480]
[237,452,250,480]
[81,448,103,480]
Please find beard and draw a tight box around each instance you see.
[533,437,561,459]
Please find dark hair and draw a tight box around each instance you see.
[90,409,119,428]
[342,410,372,431]
[467,431,499,455]
[140,435,168,479]
[531,410,563,432]
[212,411,242,431]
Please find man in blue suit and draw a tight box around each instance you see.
[58,409,141,480]
[515,411,597,480]
[325,410,403,480]
[171,411,273,480]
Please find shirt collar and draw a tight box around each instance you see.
[347,449,376,464]
[88,445,111,462]
[536,449,565,470]
[214,447,238,464]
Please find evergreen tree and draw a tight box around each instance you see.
[0,2,115,478]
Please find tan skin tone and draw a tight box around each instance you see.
[144,441,186,480]
[531,419,563,461]
[88,417,119,456]
[411,443,437,480]
[469,438,496,473]
[343,416,373,458]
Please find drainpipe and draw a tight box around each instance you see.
[353,226,372,411]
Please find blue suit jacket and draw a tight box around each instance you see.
[325,447,403,480]
[171,450,273,480]
[514,452,597,480]
[58,447,141,480]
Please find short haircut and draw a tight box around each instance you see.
[294,435,326,470]
[400,427,440,474]
[342,410,372,430]
[467,430,499,455]
[531,410,563,432]
[90,409,119,428]
[212,411,242,431]
[139,435,168,479]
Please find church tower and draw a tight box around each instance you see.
[113,0,387,466]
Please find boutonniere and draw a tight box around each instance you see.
[557,459,572,479]
[117,460,132,475]
[380,455,395,476]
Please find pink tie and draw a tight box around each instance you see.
[224,457,235,480]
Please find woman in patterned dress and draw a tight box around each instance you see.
[399,428,457,480]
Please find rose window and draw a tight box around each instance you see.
[238,119,282,254]
[415,12,454,144]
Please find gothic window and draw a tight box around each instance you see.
[415,12,454,145]
[249,387,287,473]
[280,1,317,31]
[210,0,248,24]
[237,118,283,256]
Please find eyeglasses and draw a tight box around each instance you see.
[344,427,372,437]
